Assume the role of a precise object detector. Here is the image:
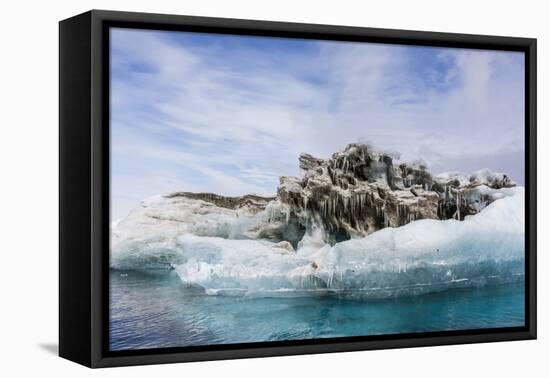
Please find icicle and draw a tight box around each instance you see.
[456,191,460,220]
[396,204,401,226]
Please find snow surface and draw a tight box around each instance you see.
[434,171,471,187]
[470,168,516,186]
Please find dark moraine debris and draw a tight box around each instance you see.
[165,192,276,214]
[277,143,516,244]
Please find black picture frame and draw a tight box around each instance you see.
[59,9,537,368]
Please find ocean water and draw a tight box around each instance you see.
[109,269,525,351]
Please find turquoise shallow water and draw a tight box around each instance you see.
[109,270,525,351]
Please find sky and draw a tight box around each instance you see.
[110,27,525,220]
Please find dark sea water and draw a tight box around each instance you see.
[109,270,525,351]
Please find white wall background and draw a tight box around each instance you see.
[0,0,546,376]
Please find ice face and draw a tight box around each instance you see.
[174,235,323,295]
[111,187,524,297]
[305,187,524,293]
[110,195,270,269]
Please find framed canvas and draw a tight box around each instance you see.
[59,10,537,368]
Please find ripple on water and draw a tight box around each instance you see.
[109,270,525,351]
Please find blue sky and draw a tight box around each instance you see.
[110,28,525,220]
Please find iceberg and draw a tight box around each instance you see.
[111,186,524,297]
[110,143,524,297]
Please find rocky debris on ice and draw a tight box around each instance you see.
[277,143,517,244]
[165,192,275,214]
